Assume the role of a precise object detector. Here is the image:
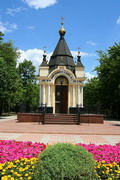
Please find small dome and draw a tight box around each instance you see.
[59,21,66,36]
[59,26,66,35]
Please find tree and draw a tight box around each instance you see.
[84,43,120,117]
[84,77,100,106]
[84,77,102,114]
[0,33,23,115]
[18,59,39,112]
[95,43,120,117]
[0,32,4,42]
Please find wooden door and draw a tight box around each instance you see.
[61,86,68,113]
[55,85,61,113]
[55,85,68,113]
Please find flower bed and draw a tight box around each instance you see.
[0,140,46,164]
[77,143,120,163]
[0,157,37,180]
[0,140,120,180]
[95,161,120,180]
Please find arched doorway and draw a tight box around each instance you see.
[55,76,68,113]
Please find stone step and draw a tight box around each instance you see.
[44,114,78,124]
[45,114,75,116]
[45,119,77,122]
[44,122,78,125]
[45,117,77,120]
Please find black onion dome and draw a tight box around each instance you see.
[40,50,48,67]
[76,51,84,67]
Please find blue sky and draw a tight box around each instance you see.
[0,0,120,79]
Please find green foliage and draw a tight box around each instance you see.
[0,33,23,114]
[33,143,98,180]
[0,32,4,42]
[84,43,120,117]
[18,59,36,85]
[0,32,39,114]
[95,43,120,117]
[84,77,100,106]
[18,59,39,111]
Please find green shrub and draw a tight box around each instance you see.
[33,143,98,180]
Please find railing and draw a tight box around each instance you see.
[38,104,46,124]
[76,105,81,125]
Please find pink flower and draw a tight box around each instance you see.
[0,140,46,163]
[77,143,120,163]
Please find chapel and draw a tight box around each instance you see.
[38,21,86,114]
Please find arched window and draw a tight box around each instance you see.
[55,76,68,86]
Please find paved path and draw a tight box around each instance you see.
[0,115,120,145]
[0,115,17,122]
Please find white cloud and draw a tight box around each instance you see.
[21,0,57,9]
[6,7,27,15]
[18,48,44,64]
[86,41,96,46]
[85,72,95,80]
[0,21,17,33]
[27,26,36,29]
[71,51,96,58]
[10,23,17,30]
[116,16,120,25]
[18,48,97,75]
[18,48,52,72]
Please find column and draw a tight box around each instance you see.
[68,86,70,108]
[72,85,75,107]
[53,85,55,114]
[78,85,80,105]
[47,85,51,106]
[39,83,42,105]
[43,84,45,104]
[80,86,83,107]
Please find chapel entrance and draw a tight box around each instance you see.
[55,76,68,113]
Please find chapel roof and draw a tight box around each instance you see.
[40,50,48,67]
[49,21,75,73]
[76,51,84,67]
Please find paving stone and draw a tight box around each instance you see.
[0,117,120,145]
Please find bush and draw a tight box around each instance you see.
[33,143,98,180]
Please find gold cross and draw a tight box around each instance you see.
[78,47,81,56]
[61,17,64,25]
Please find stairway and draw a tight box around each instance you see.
[44,114,78,125]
